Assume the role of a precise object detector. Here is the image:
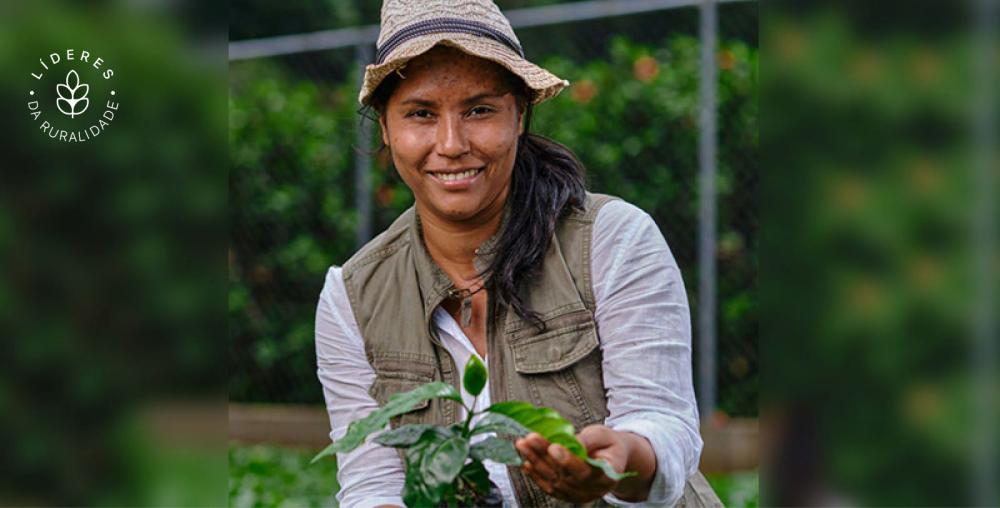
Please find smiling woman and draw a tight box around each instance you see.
[374,46,522,229]
[363,40,592,340]
[314,0,714,507]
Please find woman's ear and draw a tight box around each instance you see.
[378,113,390,147]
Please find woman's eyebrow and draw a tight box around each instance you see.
[399,97,437,107]
[460,92,504,106]
[398,92,505,108]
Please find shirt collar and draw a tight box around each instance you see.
[409,201,512,324]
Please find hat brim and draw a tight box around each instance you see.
[358,33,569,106]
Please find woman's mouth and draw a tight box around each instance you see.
[428,167,485,187]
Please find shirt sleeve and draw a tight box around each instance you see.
[590,200,704,507]
[315,266,406,508]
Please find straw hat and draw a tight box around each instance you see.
[359,0,570,106]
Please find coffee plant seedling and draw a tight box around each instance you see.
[312,356,635,507]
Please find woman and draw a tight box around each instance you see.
[315,1,706,506]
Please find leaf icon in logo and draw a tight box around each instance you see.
[56,70,89,118]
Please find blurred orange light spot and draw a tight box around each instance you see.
[375,184,395,207]
[718,50,736,71]
[571,79,598,104]
[633,55,660,82]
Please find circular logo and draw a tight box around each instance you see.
[26,49,119,143]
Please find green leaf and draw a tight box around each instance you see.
[412,432,466,506]
[470,437,523,466]
[373,424,436,448]
[381,381,464,413]
[485,401,584,458]
[485,401,563,429]
[485,400,636,478]
[529,418,577,443]
[546,432,588,459]
[403,431,447,507]
[585,457,638,481]
[470,412,530,437]
[402,461,433,508]
[459,460,491,498]
[311,381,462,464]
[462,355,488,397]
[422,436,470,489]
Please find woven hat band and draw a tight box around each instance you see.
[376,18,525,65]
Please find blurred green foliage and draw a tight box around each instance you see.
[2,0,227,505]
[707,470,759,508]
[228,62,398,403]
[229,35,758,417]
[762,10,998,506]
[229,444,340,507]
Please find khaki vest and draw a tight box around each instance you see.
[341,192,719,507]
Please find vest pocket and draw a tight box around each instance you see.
[368,373,434,427]
[510,320,599,372]
[508,310,607,430]
[367,356,437,427]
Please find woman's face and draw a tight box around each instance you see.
[379,45,524,224]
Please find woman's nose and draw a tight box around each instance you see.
[435,115,470,158]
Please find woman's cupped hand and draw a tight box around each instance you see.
[515,424,638,503]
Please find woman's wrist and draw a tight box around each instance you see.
[608,430,658,502]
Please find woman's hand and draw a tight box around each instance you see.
[514,424,657,503]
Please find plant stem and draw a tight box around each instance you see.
[461,394,478,437]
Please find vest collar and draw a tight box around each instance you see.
[409,201,512,324]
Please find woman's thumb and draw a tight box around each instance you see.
[577,425,615,453]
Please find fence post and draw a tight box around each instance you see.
[697,0,718,422]
[355,42,373,248]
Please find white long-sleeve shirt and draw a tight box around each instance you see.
[315,199,702,507]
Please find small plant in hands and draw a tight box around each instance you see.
[312,356,635,507]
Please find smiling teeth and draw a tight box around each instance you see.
[436,168,481,181]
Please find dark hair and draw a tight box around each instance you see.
[363,66,586,332]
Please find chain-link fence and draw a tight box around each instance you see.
[229,0,758,419]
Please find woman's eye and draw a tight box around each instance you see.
[469,106,495,116]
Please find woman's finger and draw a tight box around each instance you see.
[525,452,558,482]
[516,438,547,468]
[516,440,558,480]
[523,433,551,455]
[549,444,591,481]
[523,434,563,472]
[524,462,554,494]
[515,439,538,462]
[548,446,623,502]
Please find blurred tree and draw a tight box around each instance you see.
[1,1,227,505]
[762,11,993,506]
